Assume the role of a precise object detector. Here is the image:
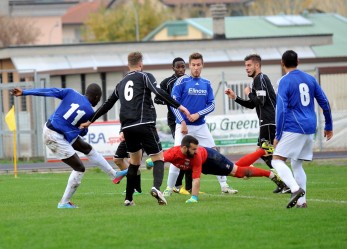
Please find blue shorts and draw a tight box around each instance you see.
[202,147,234,176]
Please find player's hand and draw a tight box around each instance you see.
[119,132,125,142]
[324,130,333,141]
[10,88,23,96]
[273,138,279,147]
[185,196,198,203]
[79,121,91,129]
[188,113,199,122]
[225,88,237,100]
[145,158,154,170]
[180,121,188,135]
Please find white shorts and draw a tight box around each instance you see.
[43,124,76,160]
[274,132,314,161]
[174,123,215,147]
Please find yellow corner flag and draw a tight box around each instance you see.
[5,105,16,131]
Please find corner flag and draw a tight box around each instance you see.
[5,105,16,131]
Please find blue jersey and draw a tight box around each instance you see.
[23,88,94,143]
[171,75,215,125]
[276,69,332,140]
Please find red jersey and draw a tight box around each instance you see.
[163,146,208,179]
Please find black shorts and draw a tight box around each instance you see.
[201,148,234,176]
[123,124,162,156]
[258,124,276,146]
[114,140,129,159]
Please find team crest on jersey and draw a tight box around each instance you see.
[226,164,230,169]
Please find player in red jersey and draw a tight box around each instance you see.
[146,135,285,203]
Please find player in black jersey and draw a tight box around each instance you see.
[154,57,192,195]
[225,54,288,193]
[80,52,190,206]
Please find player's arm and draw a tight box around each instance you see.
[153,78,167,105]
[275,80,288,141]
[314,82,333,132]
[12,87,67,99]
[197,85,215,116]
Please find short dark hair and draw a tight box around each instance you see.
[282,50,298,68]
[189,52,203,63]
[128,52,143,67]
[244,54,261,64]
[181,135,199,147]
[86,83,101,97]
[172,57,185,67]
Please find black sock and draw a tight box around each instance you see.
[153,160,164,190]
[261,155,273,169]
[135,169,142,193]
[175,170,185,187]
[185,170,193,191]
[126,164,140,201]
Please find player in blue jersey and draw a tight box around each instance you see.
[11,84,128,209]
[163,52,237,197]
[272,50,333,208]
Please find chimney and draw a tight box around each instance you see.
[210,4,227,40]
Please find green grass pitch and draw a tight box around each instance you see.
[1,161,346,249]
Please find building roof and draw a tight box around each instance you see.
[143,13,347,57]
[62,0,106,25]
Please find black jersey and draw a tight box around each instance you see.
[154,74,178,127]
[235,73,276,126]
[89,71,181,129]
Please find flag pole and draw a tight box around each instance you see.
[13,130,18,178]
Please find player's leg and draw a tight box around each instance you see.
[134,124,167,205]
[165,124,184,196]
[43,125,83,208]
[193,124,237,194]
[271,132,307,208]
[73,137,127,182]
[290,135,313,208]
[258,125,276,169]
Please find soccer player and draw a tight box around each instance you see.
[224,54,289,194]
[80,52,190,206]
[146,135,285,203]
[272,50,333,208]
[154,57,192,195]
[164,52,237,197]
[11,84,128,208]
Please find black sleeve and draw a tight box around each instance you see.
[154,78,168,105]
[235,96,256,109]
[145,73,180,109]
[89,89,119,122]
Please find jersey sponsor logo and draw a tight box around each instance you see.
[188,88,207,95]
[256,90,266,96]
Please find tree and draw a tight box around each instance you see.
[245,0,347,16]
[83,0,173,42]
[0,16,41,47]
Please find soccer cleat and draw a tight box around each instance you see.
[287,188,305,208]
[124,200,135,206]
[179,187,191,195]
[296,203,307,208]
[150,187,167,205]
[163,187,173,197]
[281,186,291,194]
[173,186,180,193]
[113,169,128,184]
[145,158,154,170]
[57,201,78,209]
[271,173,287,193]
[221,186,238,194]
[261,139,274,155]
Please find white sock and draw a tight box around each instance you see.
[167,164,180,188]
[60,170,84,204]
[291,159,307,204]
[272,159,300,193]
[86,149,116,179]
[216,175,228,188]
